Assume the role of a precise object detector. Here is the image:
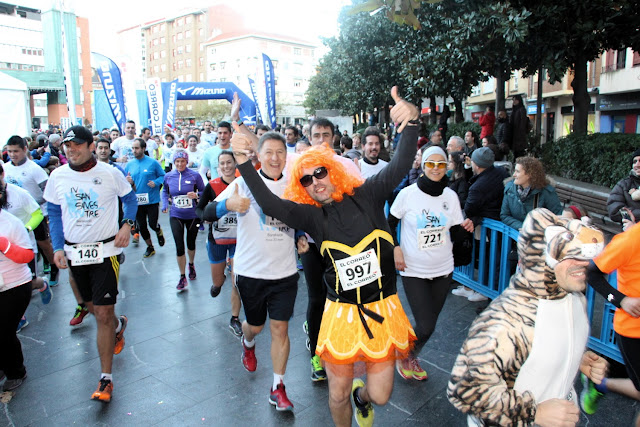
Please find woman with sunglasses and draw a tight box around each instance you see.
[389,145,467,381]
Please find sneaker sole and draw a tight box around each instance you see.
[143,252,155,258]
[91,394,112,402]
[241,353,257,372]
[311,374,327,382]
[269,397,293,411]
[229,325,243,337]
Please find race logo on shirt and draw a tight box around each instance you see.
[416,209,447,228]
[5,175,22,187]
[64,187,104,219]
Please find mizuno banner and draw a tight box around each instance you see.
[247,77,263,124]
[91,52,127,133]
[262,54,277,129]
[145,77,164,135]
[160,81,257,124]
[162,79,178,131]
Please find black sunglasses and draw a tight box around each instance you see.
[299,166,328,187]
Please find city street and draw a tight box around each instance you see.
[3,214,636,426]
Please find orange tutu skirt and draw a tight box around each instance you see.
[316,294,416,365]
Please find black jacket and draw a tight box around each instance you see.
[607,172,640,222]
[464,165,510,224]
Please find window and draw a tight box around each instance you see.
[185,45,192,53]
[634,50,640,66]
[172,49,176,57]
[153,25,158,33]
[160,23,165,31]
[604,49,615,72]
[617,49,627,70]
[177,18,184,26]
[199,57,204,66]
[173,63,176,71]
[161,64,166,72]
[210,48,216,55]
[160,37,165,44]
[210,63,216,71]
[186,16,192,24]
[470,85,480,97]
[177,32,183,40]
[178,60,184,69]
[172,35,176,43]
[199,72,204,80]
[187,104,193,111]
[153,65,159,73]
[294,47,301,55]
[153,38,159,46]
[293,79,302,88]
[160,50,166,58]
[186,59,192,67]
[177,46,183,54]
[220,61,226,70]
[186,74,192,81]
[179,105,184,111]
[185,30,191,38]
[153,51,159,60]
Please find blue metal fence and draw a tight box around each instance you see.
[452,218,624,364]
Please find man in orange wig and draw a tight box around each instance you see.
[231,87,419,427]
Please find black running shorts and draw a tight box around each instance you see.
[236,273,299,326]
[70,256,120,306]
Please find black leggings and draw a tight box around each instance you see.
[170,217,199,257]
[300,242,326,357]
[0,281,31,380]
[617,333,640,391]
[136,203,161,241]
[401,273,452,357]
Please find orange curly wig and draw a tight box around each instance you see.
[284,144,364,207]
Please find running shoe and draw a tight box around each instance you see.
[580,373,604,415]
[410,357,428,381]
[70,305,90,326]
[16,316,28,333]
[156,228,165,247]
[50,270,59,287]
[91,378,113,402]
[451,285,475,297]
[177,276,188,291]
[188,263,197,280]
[242,340,257,372]
[43,259,51,274]
[269,381,294,411]
[352,378,374,427]
[396,357,413,380]
[310,355,327,382]
[132,233,140,246]
[467,291,488,302]
[143,246,155,258]
[40,278,53,305]
[3,373,26,392]
[229,316,243,337]
[114,315,127,355]
[210,284,222,298]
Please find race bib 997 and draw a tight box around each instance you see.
[336,249,382,291]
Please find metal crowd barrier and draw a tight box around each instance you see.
[452,218,624,365]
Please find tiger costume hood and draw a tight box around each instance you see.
[512,208,604,300]
[447,208,605,426]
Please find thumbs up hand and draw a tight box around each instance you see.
[389,86,419,133]
[225,183,251,213]
[231,121,252,165]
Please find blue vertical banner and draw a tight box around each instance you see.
[262,54,277,129]
[91,52,127,133]
[247,77,263,124]
[162,79,178,131]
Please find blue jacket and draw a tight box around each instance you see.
[124,155,165,205]
[161,168,204,219]
[500,178,563,230]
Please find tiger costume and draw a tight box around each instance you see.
[447,208,605,426]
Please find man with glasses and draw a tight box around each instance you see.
[231,86,419,427]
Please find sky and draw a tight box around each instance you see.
[24,0,351,57]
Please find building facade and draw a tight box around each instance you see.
[598,48,640,134]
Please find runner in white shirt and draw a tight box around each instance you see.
[201,120,217,147]
[389,145,467,381]
[185,135,205,169]
[0,209,35,392]
[211,131,298,412]
[111,120,137,163]
[44,125,138,403]
[357,127,389,179]
[199,121,232,182]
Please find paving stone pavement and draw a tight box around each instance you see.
[2,214,636,426]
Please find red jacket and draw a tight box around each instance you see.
[479,111,496,139]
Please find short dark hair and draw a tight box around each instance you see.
[186,134,199,144]
[218,121,232,132]
[165,133,174,140]
[218,150,236,162]
[341,136,353,150]
[133,137,146,150]
[96,138,111,147]
[285,125,298,137]
[141,127,151,135]
[255,124,270,134]
[310,118,335,137]
[258,131,286,152]
[362,126,381,145]
[6,135,26,149]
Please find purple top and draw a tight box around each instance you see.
[161,168,205,219]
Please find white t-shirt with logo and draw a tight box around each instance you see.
[215,173,296,280]
[187,147,205,169]
[0,210,33,292]
[390,184,464,279]
[5,183,40,252]
[43,162,133,259]
[112,136,135,162]
[360,159,388,179]
[3,159,49,215]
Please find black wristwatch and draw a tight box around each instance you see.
[120,219,135,228]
